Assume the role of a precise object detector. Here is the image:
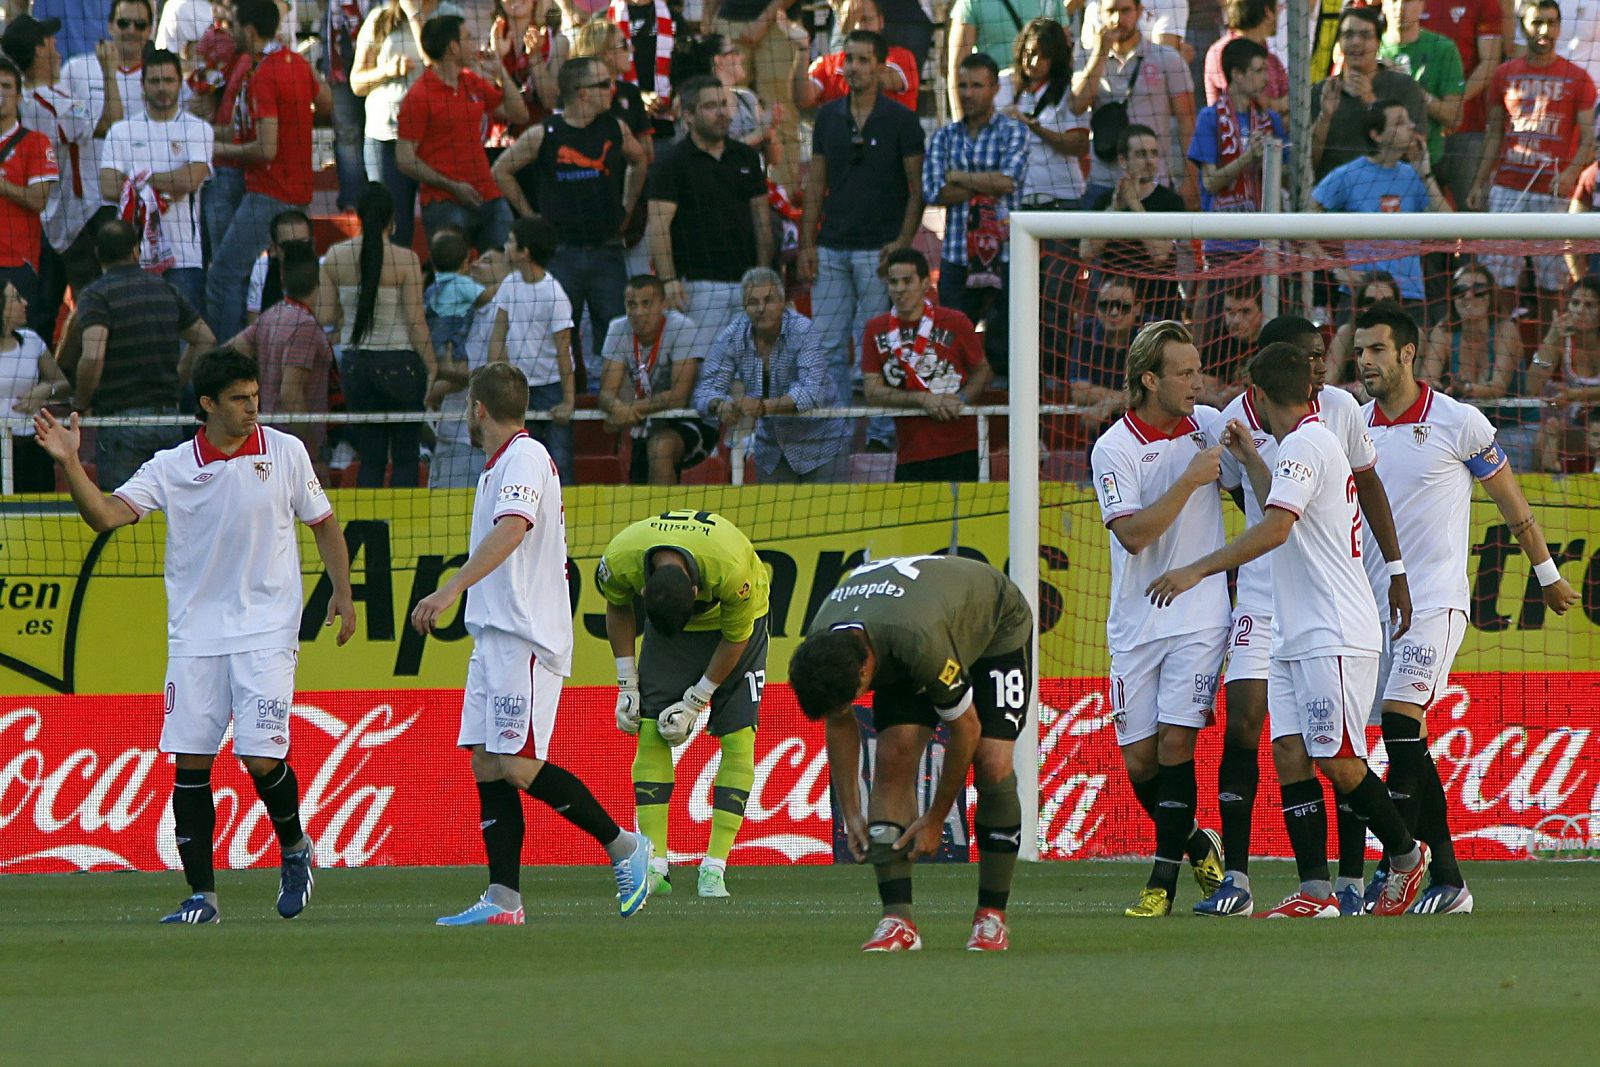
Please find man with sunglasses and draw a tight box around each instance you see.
[491,56,647,393]
[61,1,159,125]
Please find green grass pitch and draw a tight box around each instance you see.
[5,862,1598,1065]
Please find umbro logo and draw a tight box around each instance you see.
[1141,452,1159,462]
[193,471,214,482]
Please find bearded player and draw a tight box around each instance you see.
[599,510,769,899]
[1195,316,1411,917]
[790,555,1032,952]
[35,349,357,925]
[1347,301,1578,915]
[1088,320,1227,918]
[412,363,652,925]
[1148,341,1433,917]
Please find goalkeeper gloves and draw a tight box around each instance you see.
[657,676,716,746]
[615,657,641,735]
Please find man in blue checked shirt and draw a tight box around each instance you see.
[693,267,853,483]
[922,53,1027,379]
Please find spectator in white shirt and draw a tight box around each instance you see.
[997,17,1090,209]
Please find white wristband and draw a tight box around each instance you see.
[615,656,637,684]
[1533,558,1562,587]
[1385,560,1406,578]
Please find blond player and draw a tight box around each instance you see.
[1088,320,1228,918]
[35,348,357,925]
[411,363,652,925]
[1149,341,1432,917]
[1196,316,1410,918]
[1350,301,1578,915]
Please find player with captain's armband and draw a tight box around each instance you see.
[1148,341,1435,916]
[599,510,770,899]
[1343,301,1578,915]
[1088,320,1228,918]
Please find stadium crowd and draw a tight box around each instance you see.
[3,0,1600,492]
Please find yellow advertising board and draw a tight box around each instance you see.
[1,477,1594,695]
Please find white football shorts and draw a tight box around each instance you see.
[459,625,561,759]
[1376,608,1468,715]
[1108,627,1226,745]
[1222,609,1271,684]
[1268,653,1380,760]
[161,648,298,759]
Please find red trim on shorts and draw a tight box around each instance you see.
[1334,657,1357,759]
[514,652,541,759]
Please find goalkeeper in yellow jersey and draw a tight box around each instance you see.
[599,510,770,898]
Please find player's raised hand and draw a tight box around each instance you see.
[1544,576,1579,615]
[32,409,81,464]
[1183,444,1223,488]
[411,586,459,634]
[1220,418,1258,464]
[894,812,944,861]
[327,588,358,645]
[1146,564,1200,607]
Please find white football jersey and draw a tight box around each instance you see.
[113,426,332,657]
[1091,407,1232,652]
[1360,383,1506,612]
[464,430,573,675]
[1220,386,1378,617]
[1263,418,1382,659]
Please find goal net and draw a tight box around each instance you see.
[1009,210,1600,865]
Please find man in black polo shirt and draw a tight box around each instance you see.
[70,220,217,488]
[647,75,773,352]
[493,57,648,392]
[797,29,923,437]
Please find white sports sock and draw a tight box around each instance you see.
[701,857,726,875]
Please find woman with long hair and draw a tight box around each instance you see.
[573,18,656,155]
[1421,263,1520,401]
[1326,271,1400,394]
[1529,277,1600,471]
[485,0,567,156]
[681,33,769,151]
[321,183,439,487]
[0,283,69,492]
[351,0,450,248]
[996,18,1088,210]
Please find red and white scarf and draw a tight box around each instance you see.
[889,304,936,392]
[607,0,673,99]
[1211,92,1275,213]
[119,173,175,273]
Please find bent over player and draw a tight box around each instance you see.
[36,349,357,925]
[411,363,652,925]
[1088,320,1227,918]
[1149,342,1433,916]
[790,555,1033,952]
[1349,302,1577,915]
[599,510,770,898]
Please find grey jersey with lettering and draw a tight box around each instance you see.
[806,555,1033,709]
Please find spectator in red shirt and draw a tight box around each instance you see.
[1203,0,1288,114]
[1421,0,1509,209]
[0,56,59,319]
[1469,0,1595,323]
[205,0,332,343]
[789,0,919,113]
[227,244,334,467]
[861,247,993,482]
[397,14,528,253]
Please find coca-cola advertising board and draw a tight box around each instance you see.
[3,672,1596,873]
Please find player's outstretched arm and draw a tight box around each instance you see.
[1146,507,1297,608]
[896,707,980,860]
[310,518,358,646]
[1108,445,1224,555]
[824,714,869,862]
[410,517,528,633]
[1352,466,1413,638]
[1480,467,1579,614]
[32,410,136,533]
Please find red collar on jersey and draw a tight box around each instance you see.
[193,425,267,465]
[1242,388,1320,431]
[1122,410,1199,444]
[1291,412,1322,432]
[483,429,529,470]
[1368,381,1433,427]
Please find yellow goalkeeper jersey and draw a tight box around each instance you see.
[597,510,770,641]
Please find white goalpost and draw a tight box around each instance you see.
[1006,210,1600,861]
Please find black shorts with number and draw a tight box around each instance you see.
[871,643,1033,741]
[640,613,768,736]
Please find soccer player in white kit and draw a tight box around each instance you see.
[1089,321,1228,918]
[34,349,358,925]
[410,363,652,925]
[1148,341,1433,917]
[1195,318,1411,918]
[1348,301,1578,915]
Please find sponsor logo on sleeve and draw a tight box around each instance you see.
[498,483,536,505]
[938,659,961,686]
[307,476,325,497]
[1274,458,1314,485]
[737,580,751,599]
[1099,472,1122,506]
